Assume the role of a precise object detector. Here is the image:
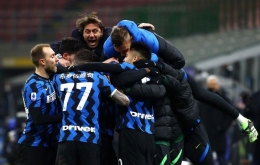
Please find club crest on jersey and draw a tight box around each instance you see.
[30,92,37,101]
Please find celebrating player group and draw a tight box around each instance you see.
[17,12,258,165]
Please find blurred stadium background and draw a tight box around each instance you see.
[0,0,259,164]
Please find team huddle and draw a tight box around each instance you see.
[17,13,258,165]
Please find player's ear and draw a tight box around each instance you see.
[63,53,69,60]
[133,56,139,62]
[39,58,45,66]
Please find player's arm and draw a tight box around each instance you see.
[110,89,130,106]
[27,85,62,125]
[103,35,121,58]
[110,68,149,87]
[186,73,239,119]
[98,73,130,106]
[69,62,130,73]
[134,59,184,81]
[162,74,181,91]
[56,65,69,73]
[154,33,185,69]
[124,84,166,100]
[29,107,62,125]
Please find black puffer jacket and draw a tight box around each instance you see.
[162,64,200,130]
[153,94,183,141]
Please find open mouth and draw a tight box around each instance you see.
[87,40,97,47]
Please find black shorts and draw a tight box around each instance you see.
[100,133,117,165]
[154,137,184,165]
[169,139,184,165]
[154,141,170,165]
[56,141,100,165]
[18,144,54,165]
[184,123,214,165]
[118,129,155,165]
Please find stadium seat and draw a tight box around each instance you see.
[1,0,72,42]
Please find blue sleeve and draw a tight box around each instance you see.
[181,68,188,80]
[26,82,45,109]
[151,53,158,62]
[103,36,121,58]
[97,73,116,96]
[117,20,159,54]
[119,62,136,70]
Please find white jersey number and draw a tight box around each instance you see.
[60,82,93,111]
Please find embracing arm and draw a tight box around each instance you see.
[110,89,130,106]
[125,84,166,100]
[69,62,129,73]
[56,65,69,73]
[111,69,149,87]
[187,73,239,119]
[29,107,62,125]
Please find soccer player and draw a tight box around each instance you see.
[103,20,258,143]
[121,42,184,165]
[103,20,185,69]
[53,49,130,165]
[108,43,165,165]
[58,37,83,65]
[68,43,175,165]
[17,44,61,165]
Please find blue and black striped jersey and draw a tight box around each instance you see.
[116,96,154,134]
[18,73,58,147]
[115,62,155,134]
[52,71,116,144]
[99,96,116,137]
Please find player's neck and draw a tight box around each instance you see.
[35,67,49,79]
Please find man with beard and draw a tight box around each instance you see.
[17,44,62,165]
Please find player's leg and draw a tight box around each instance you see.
[169,135,184,165]
[184,123,214,165]
[187,73,258,142]
[79,142,100,165]
[118,129,154,165]
[100,133,117,165]
[56,141,78,165]
[18,144,51,165]
[153,141,171,165]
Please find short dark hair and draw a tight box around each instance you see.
[111,26,129,47]
[130,42,151,60]
[59,37,83,55]
[76,12,105,34]
[30,44,50,67]
[74,49,100,66]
